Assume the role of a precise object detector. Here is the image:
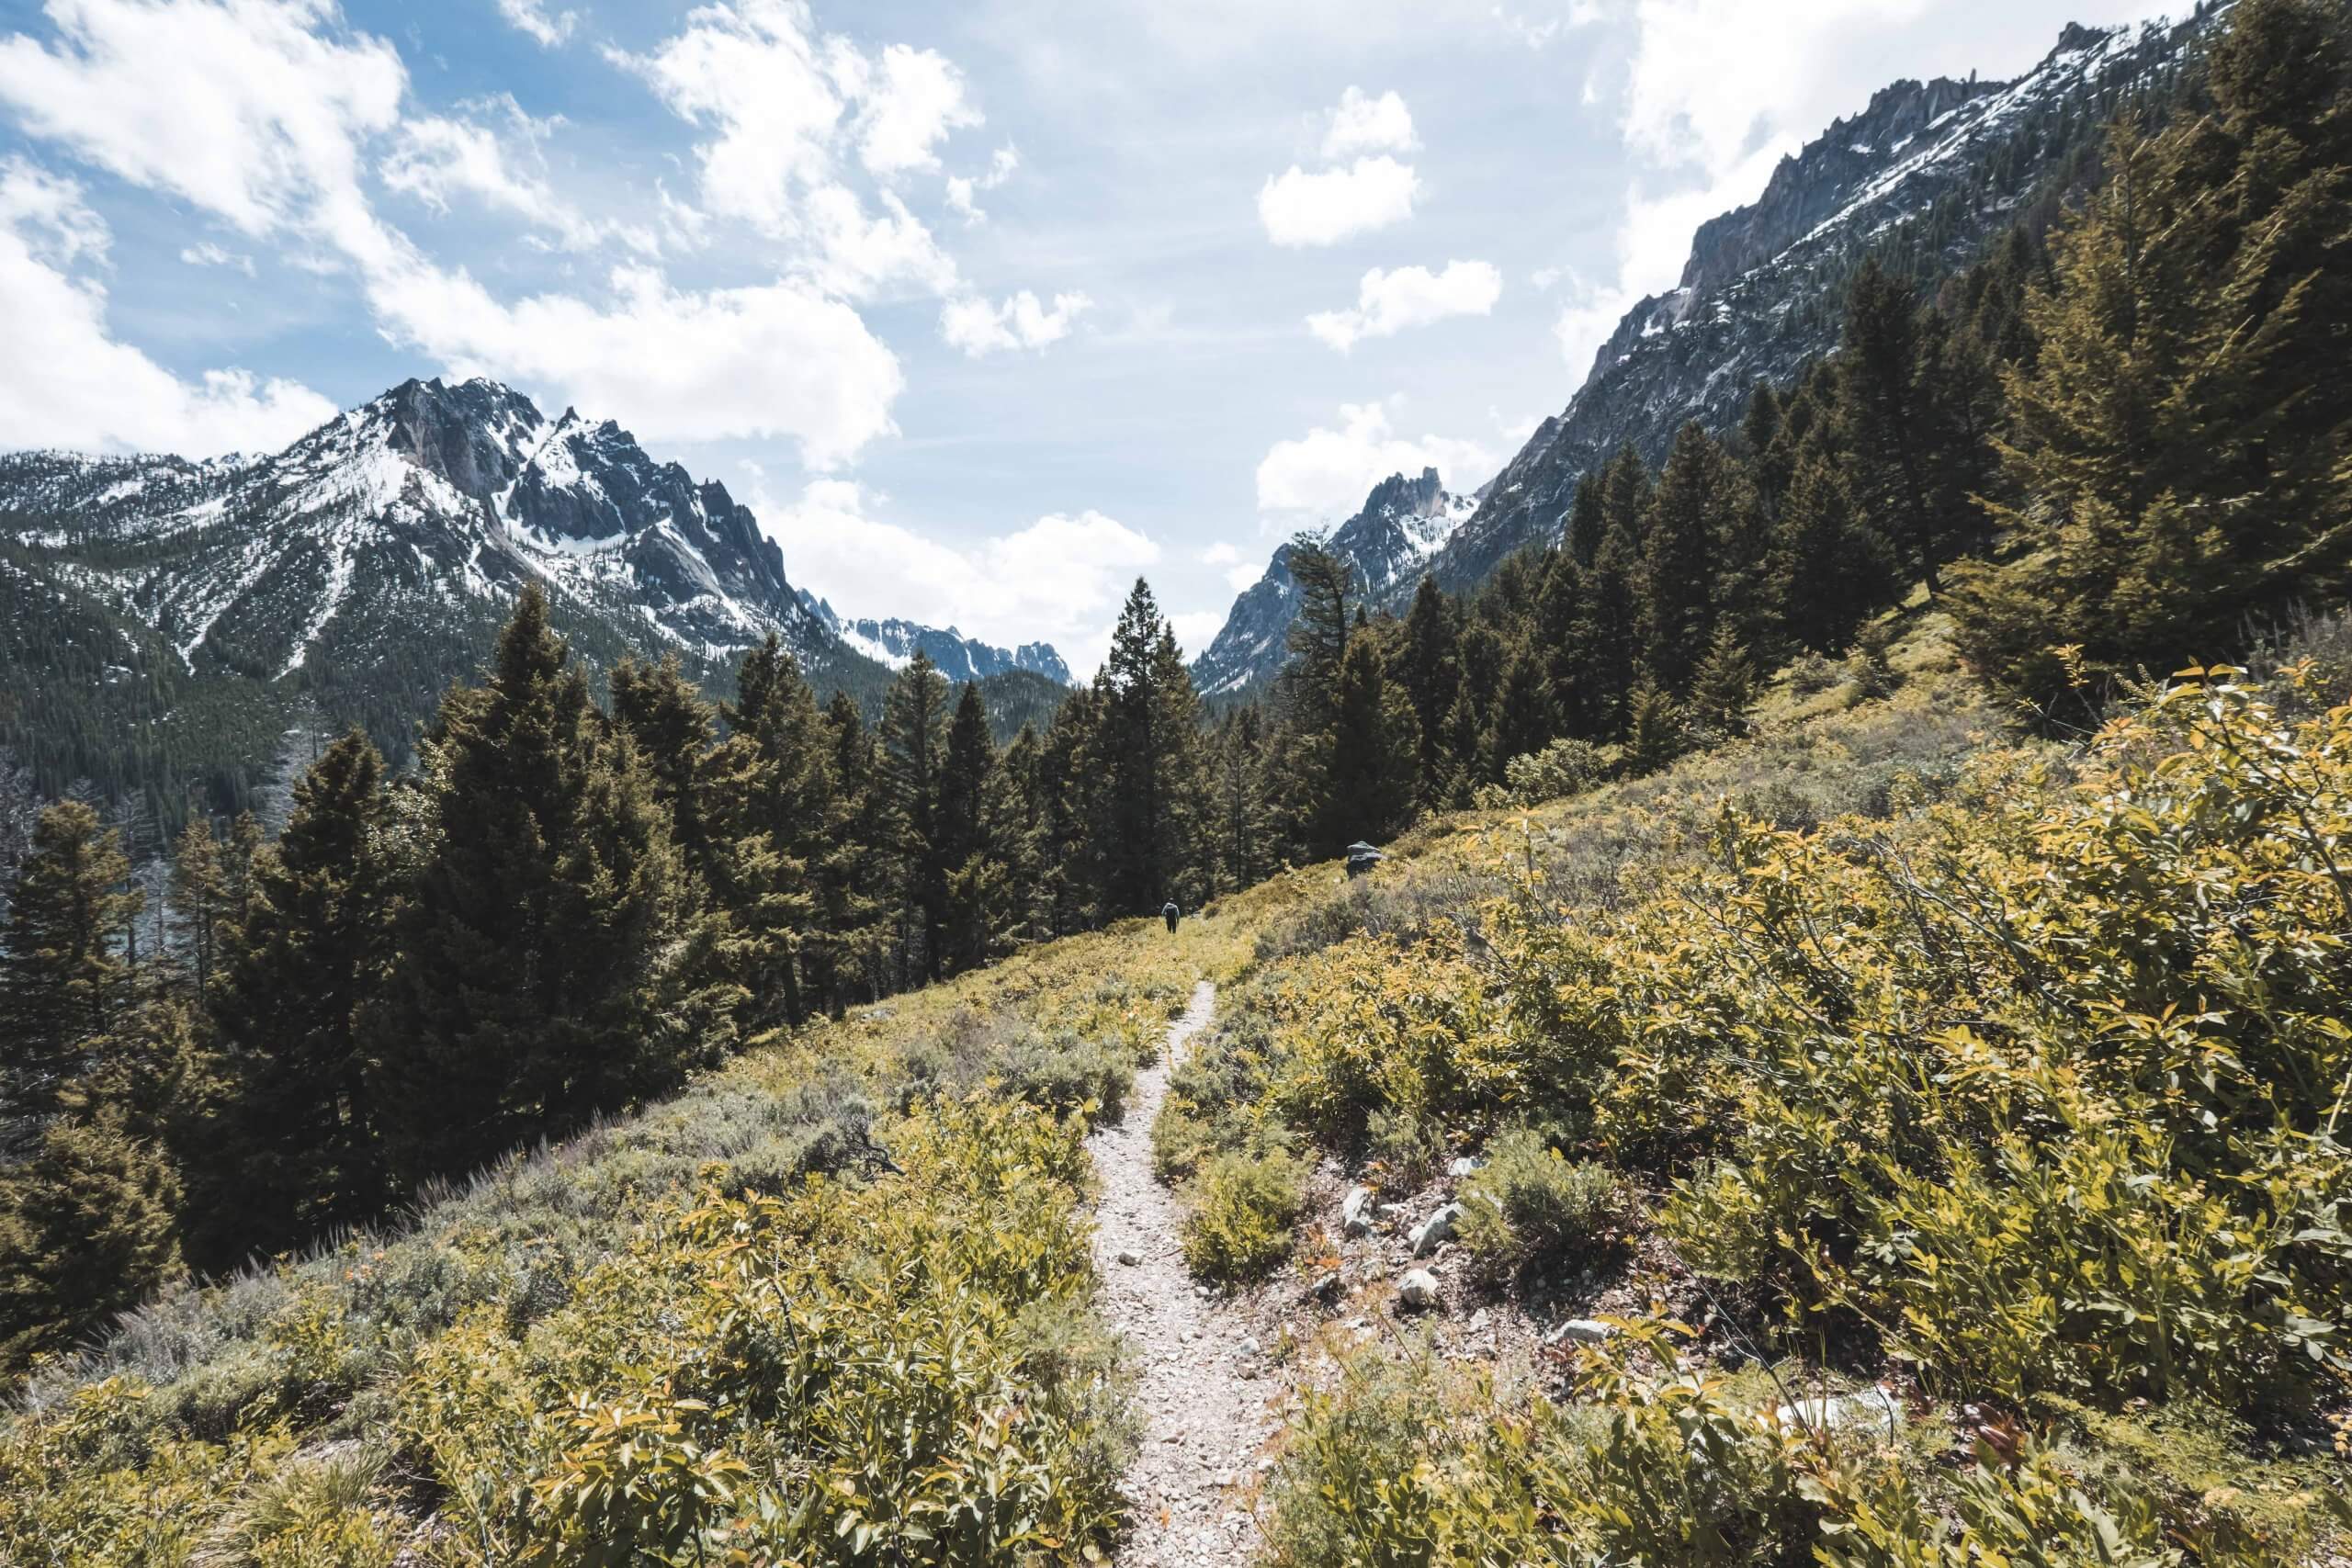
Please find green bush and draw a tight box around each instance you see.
[1181,1149,1305,1283]
[1456,1129,1617,1275]
[1504,738,1606,805]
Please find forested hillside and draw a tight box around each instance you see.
[0,0,2348,1563]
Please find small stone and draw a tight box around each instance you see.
[1116,1248,1143,1267]
[1545,1317,1613,1347]
[1215,1471,1235,1488]
[1397,1269,1441,1310]
[1341,1184,1376,1237]
[1240,1336,1261,1356]
[1775,1389,1904,1438]
[1408,1202,1464,1258]
[1447,1156,1484,1179]
[1466,1307,1490,1331]
[1257,1455,1277,1472]
[1306,1271,1343,1303]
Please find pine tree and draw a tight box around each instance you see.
[818,692,891,1009]
[1638,424,1735,692]
[1491,646,1556,770]
[0,1107,182,1371]
[1396,579,1462,810]
[939,682,1001,973]
[879,652,953,985]
[707,637,829,1028]
[610,654,719,885]
[1324,638,1419,847]
[207,730,391,1258]
[168,817,234,1007]
[0,801,138,1138]
[1773,441,1900,655]
[1624,679,1690,775]
[1688,623,1760,739]
[1097,582,1206,913]
[368,586,687,1187]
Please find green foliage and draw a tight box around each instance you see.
[1501,738,1604,806]
[1180,1147,1305,1283]
[1455,1130,1618,1276]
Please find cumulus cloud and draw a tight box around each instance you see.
[381,96,628,254]
[945,143,1019,224]
[1255,400,1494,519]
[1306,259,1501,351]
[0,157,334,455]
[940,288,1091,356]
[496,0,576,49]
[1321,86,1415,158]
[0,0,919,464]
[754,479,1160,678]
[1258,155,1419,247]
[849,43,980,177]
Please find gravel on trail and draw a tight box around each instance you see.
[1089,981,1277,1566]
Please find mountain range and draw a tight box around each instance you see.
[0,377,1069,812]
[1191,10,2208,686]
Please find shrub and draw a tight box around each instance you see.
[1456,1129,1617,1275]
[1504,738,1606,805]
[1181,1149,1306,1283]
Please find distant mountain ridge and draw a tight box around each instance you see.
[0,377,1067,808]
[1192,467,1473,697]
[798,593,1073,685]
[1418,12,2209,596]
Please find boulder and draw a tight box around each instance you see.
[1544,1317,1614,1347]
[1408,1202,1464,1257]
[1341,1184,1375,1237]
[1447,1156,1484,1179]
[1397,1269,1441,1310]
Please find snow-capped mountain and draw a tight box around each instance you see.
[1192,468,1473,697]
[0,375,1068,694]
[1419,13,2207,597]
[797,593,1073,685]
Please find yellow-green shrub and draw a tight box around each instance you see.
[1180,1149,1305,1283]
[1455,1129,1618,1276]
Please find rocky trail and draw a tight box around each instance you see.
[1090,981,1277,1566]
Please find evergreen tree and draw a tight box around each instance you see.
[1624,679,1690,775]
[1396,579,1462,810]
[168,817,235,1007]
[1097,583,1206,913]
[1491,647,1556,770]
[206,730,391,1258]
[1774,441,1900,654]
[1324,638,1419,847]
[818,692,891,1009]
[1688,623,1760,739]
[368,586,688,1187]
[0,802,137,1138]
[707,637,830,1028]
[610,654,719,885]
[1638,424,1735,692]
[0,1107,182,1371]
[939,682,1002,973]
[879,652,954,985]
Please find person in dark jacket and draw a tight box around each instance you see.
[1162,899,1180,932]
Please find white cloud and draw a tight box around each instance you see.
[0,0,913,467]
[382,97,617,254]
[179,239,254,275]
[1258,155,1418,247]
[0,157,334,455]
[1201,541,1241,565]
[1168,609,1227,656]
[940,288,1091,356]
[495,0,576,49]
[851,43,980,177]
[945,143,1019,224]
[1199,541,1260,591]
[802,184,956,299]
[1256,400,1494,518]
[754,479,1160,678]
[363,253,904,464]
[1306,259,1500,351]
[1321,86,1415,159]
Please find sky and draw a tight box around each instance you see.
[0,0,2182,676]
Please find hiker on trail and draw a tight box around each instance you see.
[1162,899,1180,933]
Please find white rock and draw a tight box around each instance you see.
[1447,1156,1484,1179]
[1544,1317,1614,1347]
[1774,1389,1904,1438]
[1240,1336,1261,1356]
[1408,1202,1464,1258]
[1466,1307,1490,1331]
[1397,1269,1441,1310]
[1116,1248,1143,1267]
[1341,1184,1376,1236]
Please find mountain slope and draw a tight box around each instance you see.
[1192,468,1473,697]
[1421,14,2204,595]
[798,593,1073,685]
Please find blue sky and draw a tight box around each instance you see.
[0,0,2177,673]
